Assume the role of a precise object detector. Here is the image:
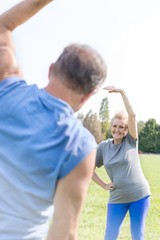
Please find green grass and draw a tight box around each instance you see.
[78,154,160,240]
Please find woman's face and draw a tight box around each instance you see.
[111,118,128,141]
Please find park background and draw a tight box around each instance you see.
[1,0,160,124]
[78,154,160,240]
[1,1,160,239]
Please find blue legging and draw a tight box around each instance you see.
[104,196,150,240]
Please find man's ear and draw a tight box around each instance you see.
[48,63,54,79]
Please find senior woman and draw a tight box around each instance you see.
[93,86,151,240]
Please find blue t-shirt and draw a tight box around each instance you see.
[0,77,97,239]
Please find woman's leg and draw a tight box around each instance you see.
[129,196,150,240]
[104,203,129,240]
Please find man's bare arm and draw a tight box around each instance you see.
[0,0,53,31]
[47,149,96,240]
[0,0,53,80]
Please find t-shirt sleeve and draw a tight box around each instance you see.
[96,142,104,168]
[127,133,137,147]
[58,120,97,179]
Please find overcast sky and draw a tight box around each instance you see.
[1,0,160,123]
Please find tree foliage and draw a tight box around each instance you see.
[78,110,103,144]
[137,120,145,134]
[99,97,110,139]
[139,118,160,153]
[99,97,110,122]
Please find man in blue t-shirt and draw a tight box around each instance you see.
[0,1,107,239]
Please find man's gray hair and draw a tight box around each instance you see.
[53,43,107,94]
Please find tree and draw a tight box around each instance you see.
[99,97,110,139]
[137,120,145,134]
[99,97,110,122]
[82,110,103,144]
[139,118,160,153]
[155,125,160,153]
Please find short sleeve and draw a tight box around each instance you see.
[57,118,97,179]
[127,133,137,147]
[96,142,104,168]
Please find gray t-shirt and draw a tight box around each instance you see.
[96,133,151,203]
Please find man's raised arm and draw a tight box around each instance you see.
[0,0,53,80]
[0,0,53,31]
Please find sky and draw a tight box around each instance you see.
[1,0,160,123]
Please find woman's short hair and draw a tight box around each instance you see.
[111,109,128,127]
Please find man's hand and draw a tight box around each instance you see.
[0,0,53,80]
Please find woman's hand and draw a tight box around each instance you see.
[104,182,114,191]
[103,85,124,94]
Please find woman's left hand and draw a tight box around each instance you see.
[103,85,124,94]
[104,182,114,191]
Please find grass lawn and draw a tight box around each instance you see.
[78,154,160,240]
